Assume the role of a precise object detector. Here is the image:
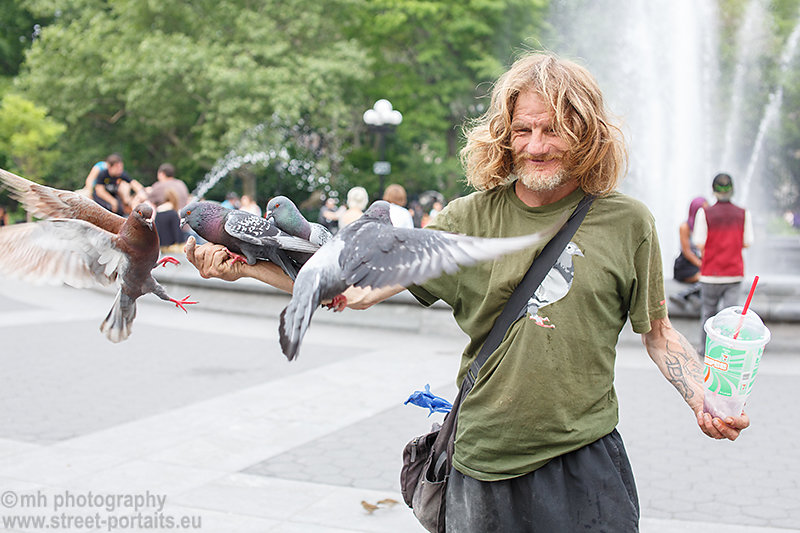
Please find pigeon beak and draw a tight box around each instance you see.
[179,216,187,229]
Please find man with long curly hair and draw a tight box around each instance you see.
[184,52,749,532]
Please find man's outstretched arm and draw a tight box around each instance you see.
[641,316,750,441]
[184,237,295,292]
[183,236,404,307]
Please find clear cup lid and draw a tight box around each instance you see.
[707,306,770,343]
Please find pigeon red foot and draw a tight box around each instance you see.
[156,256,180,268]
[224,248,249,265]
[170,295,198,313]
[324,294,348,312]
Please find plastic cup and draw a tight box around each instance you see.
[703,306,771,419]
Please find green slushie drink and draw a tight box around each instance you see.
[703,306,770,420]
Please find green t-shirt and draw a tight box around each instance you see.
[408,183,667,481]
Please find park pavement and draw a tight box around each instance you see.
[0,261,798,532]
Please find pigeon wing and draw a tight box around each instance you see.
[340,221,563,290]
[0,168,125,233]
[225,211,319,253]
[0,219,127,288]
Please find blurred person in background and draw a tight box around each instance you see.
[240,194,262,216]
[221,192,240,210]
[92,153,143,215]
[692,173,753,355]
[154,188,186,251]
[135,163,190,211]
[669,196,707,312]
[338,186,369,228]
[318,196,341,233]
[382,183,414,228]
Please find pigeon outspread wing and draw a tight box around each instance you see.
[0,169,197,342]
[0,168,125,233]
[0,219,126,288]
[278,200,566,361]
[341,222,558,290]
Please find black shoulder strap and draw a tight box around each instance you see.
[463,194,595,389]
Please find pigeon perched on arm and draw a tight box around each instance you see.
[266,196,332,246]
[179,201,320,280]
[279,200,566,360]
[0,171,197,343]
[264,195,333,271]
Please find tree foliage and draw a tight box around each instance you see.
[0,92,65,180]
[11,0,548,205]
[16,0,371,195]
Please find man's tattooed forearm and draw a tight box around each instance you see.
[663,338,705,401]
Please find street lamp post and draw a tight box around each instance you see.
[363,99,402,197]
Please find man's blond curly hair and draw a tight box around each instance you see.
[461,52,627,195]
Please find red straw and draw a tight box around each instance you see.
[733,276,759,339]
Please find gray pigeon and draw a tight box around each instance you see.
[266,196,332,247]
[0,168,198,343]
[279,200,566,360]
[179,201,320,280]
[525,241,584,328]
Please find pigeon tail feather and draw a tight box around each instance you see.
[279,270,324,361]
[100,290,137,343]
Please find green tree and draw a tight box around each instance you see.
[0,92,65,180]
[14,0,551,205]
[0,1,46,77]
[16,0,371,194]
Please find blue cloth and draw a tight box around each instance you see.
[404,384,452,416]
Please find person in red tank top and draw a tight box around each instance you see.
[692,173,754,355]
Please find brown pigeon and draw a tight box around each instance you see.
[0,168,196,342]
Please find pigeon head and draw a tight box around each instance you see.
[131,203,155,230]
[179,201,229,239]
[362,201,392,224]
[564,242,584,257]
[266,196,311,239]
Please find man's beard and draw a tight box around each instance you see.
[513,152,571,192]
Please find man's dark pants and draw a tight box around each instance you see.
[444,429,639,532]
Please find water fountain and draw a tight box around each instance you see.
[740,14,800,204]
[546,0,719,267]
[719,0,771,174]
[191,117,333,201]
[545,0,800,277]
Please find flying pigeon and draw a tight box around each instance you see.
[279,200,566,360]
[0,167,197,343]
[265,195,332,247]
[179,201,320,280]
[525,241,584,328]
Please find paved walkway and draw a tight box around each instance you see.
[0,267,797,532]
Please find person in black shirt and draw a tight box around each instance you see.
[92,153,143,215]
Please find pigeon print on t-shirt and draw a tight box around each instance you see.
[525,241,584,328]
